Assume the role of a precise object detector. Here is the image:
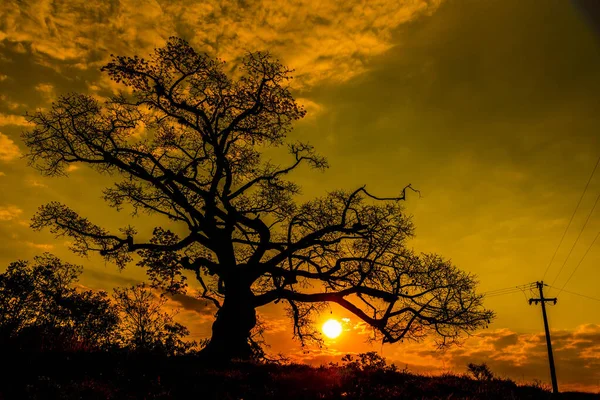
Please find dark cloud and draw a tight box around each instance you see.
[169,292,217,316]
[435,326,600,392]
[82,268,141,288]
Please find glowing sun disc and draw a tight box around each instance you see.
[322,319,342,339]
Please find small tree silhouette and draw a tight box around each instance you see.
[467,362,494,381]
[112,283,195,355]
[24,37,493,361]
[341,352,393,372]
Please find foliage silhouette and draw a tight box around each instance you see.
[467,362,495,381]
[112,283,196,355]
[23,36,493,361]
[4,351,593,400]
[341,352,394,372]
[0,254,119,351]
[0,255,197,356]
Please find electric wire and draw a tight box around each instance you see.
[482,283,536,298]
[483,283,535,294]
[484,287,522,295]
[483,287,524,296]
[542,155,600,280]
[556,229,600,295]
[550,189,600,286]
[546,284,600,303]
[485,290,523,298]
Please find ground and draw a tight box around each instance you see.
[0,351,597,399]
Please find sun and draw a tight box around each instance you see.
[322,319,343,339]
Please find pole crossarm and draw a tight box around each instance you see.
[528,298,557,305]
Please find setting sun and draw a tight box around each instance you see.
[322,319,343,339]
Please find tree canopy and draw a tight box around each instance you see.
[0,254,119,351]
[24,37,493,361]
[0,254,195,355]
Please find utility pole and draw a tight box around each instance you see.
[529,281,559,394]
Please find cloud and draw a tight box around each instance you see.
[34,83,54,93]
[168,292,218,317]
[393,325,600,393]
[257,313,288,334]
[0,0,443,87]
[0,95,24,110]
[297,98,324,120]
[0,132,21,161]
[24,241,54,251]
[0,204,23,221]
[34,82,55,100]
[82,268,141,289]
[26,179,48,188]
[273,324,600,393]
[0,114,30,127]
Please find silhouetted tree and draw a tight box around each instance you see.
[341,352,392,372]
[467,362,495,381]
[23,37,493,361]
[0,254,119,351]
[113,283,195,355]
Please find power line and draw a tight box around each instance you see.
[546,284,600,303]
[484,287,522,295]
[550,189,600,286]
[482,283,536,298]
[483,285,529,295]
[485,290,523,298]
[556,229,600,294]
[542,155,600,280]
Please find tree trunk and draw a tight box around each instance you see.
[201,287,256,362]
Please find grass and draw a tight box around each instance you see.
[0,351,597,399]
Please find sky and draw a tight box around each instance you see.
[1,0,600,392]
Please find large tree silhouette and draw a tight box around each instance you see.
[24,37,493,361]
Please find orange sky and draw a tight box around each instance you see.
[1,0,599,393]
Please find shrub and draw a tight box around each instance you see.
[467,362,494,381]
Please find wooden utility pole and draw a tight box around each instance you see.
[529,281,559,394]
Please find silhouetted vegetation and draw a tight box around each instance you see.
[22,37,493,361]
[467,362,495,381]
[0,349,596,399]
[1,257,596,398]
[0,254,119,352]
[112,282,198,356]
[0,255,196,356]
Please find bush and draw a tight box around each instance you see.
[467,362,494,381]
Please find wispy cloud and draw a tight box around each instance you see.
[0,132,21,161]
[34,82,55,101]
[0,204,23,221]
[26,178,48,188]
[0,114,31,127]
[24,241,54,251]
[0,0,443,87]
[0,95,24,110]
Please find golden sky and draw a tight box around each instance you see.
[1,0,600,392]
